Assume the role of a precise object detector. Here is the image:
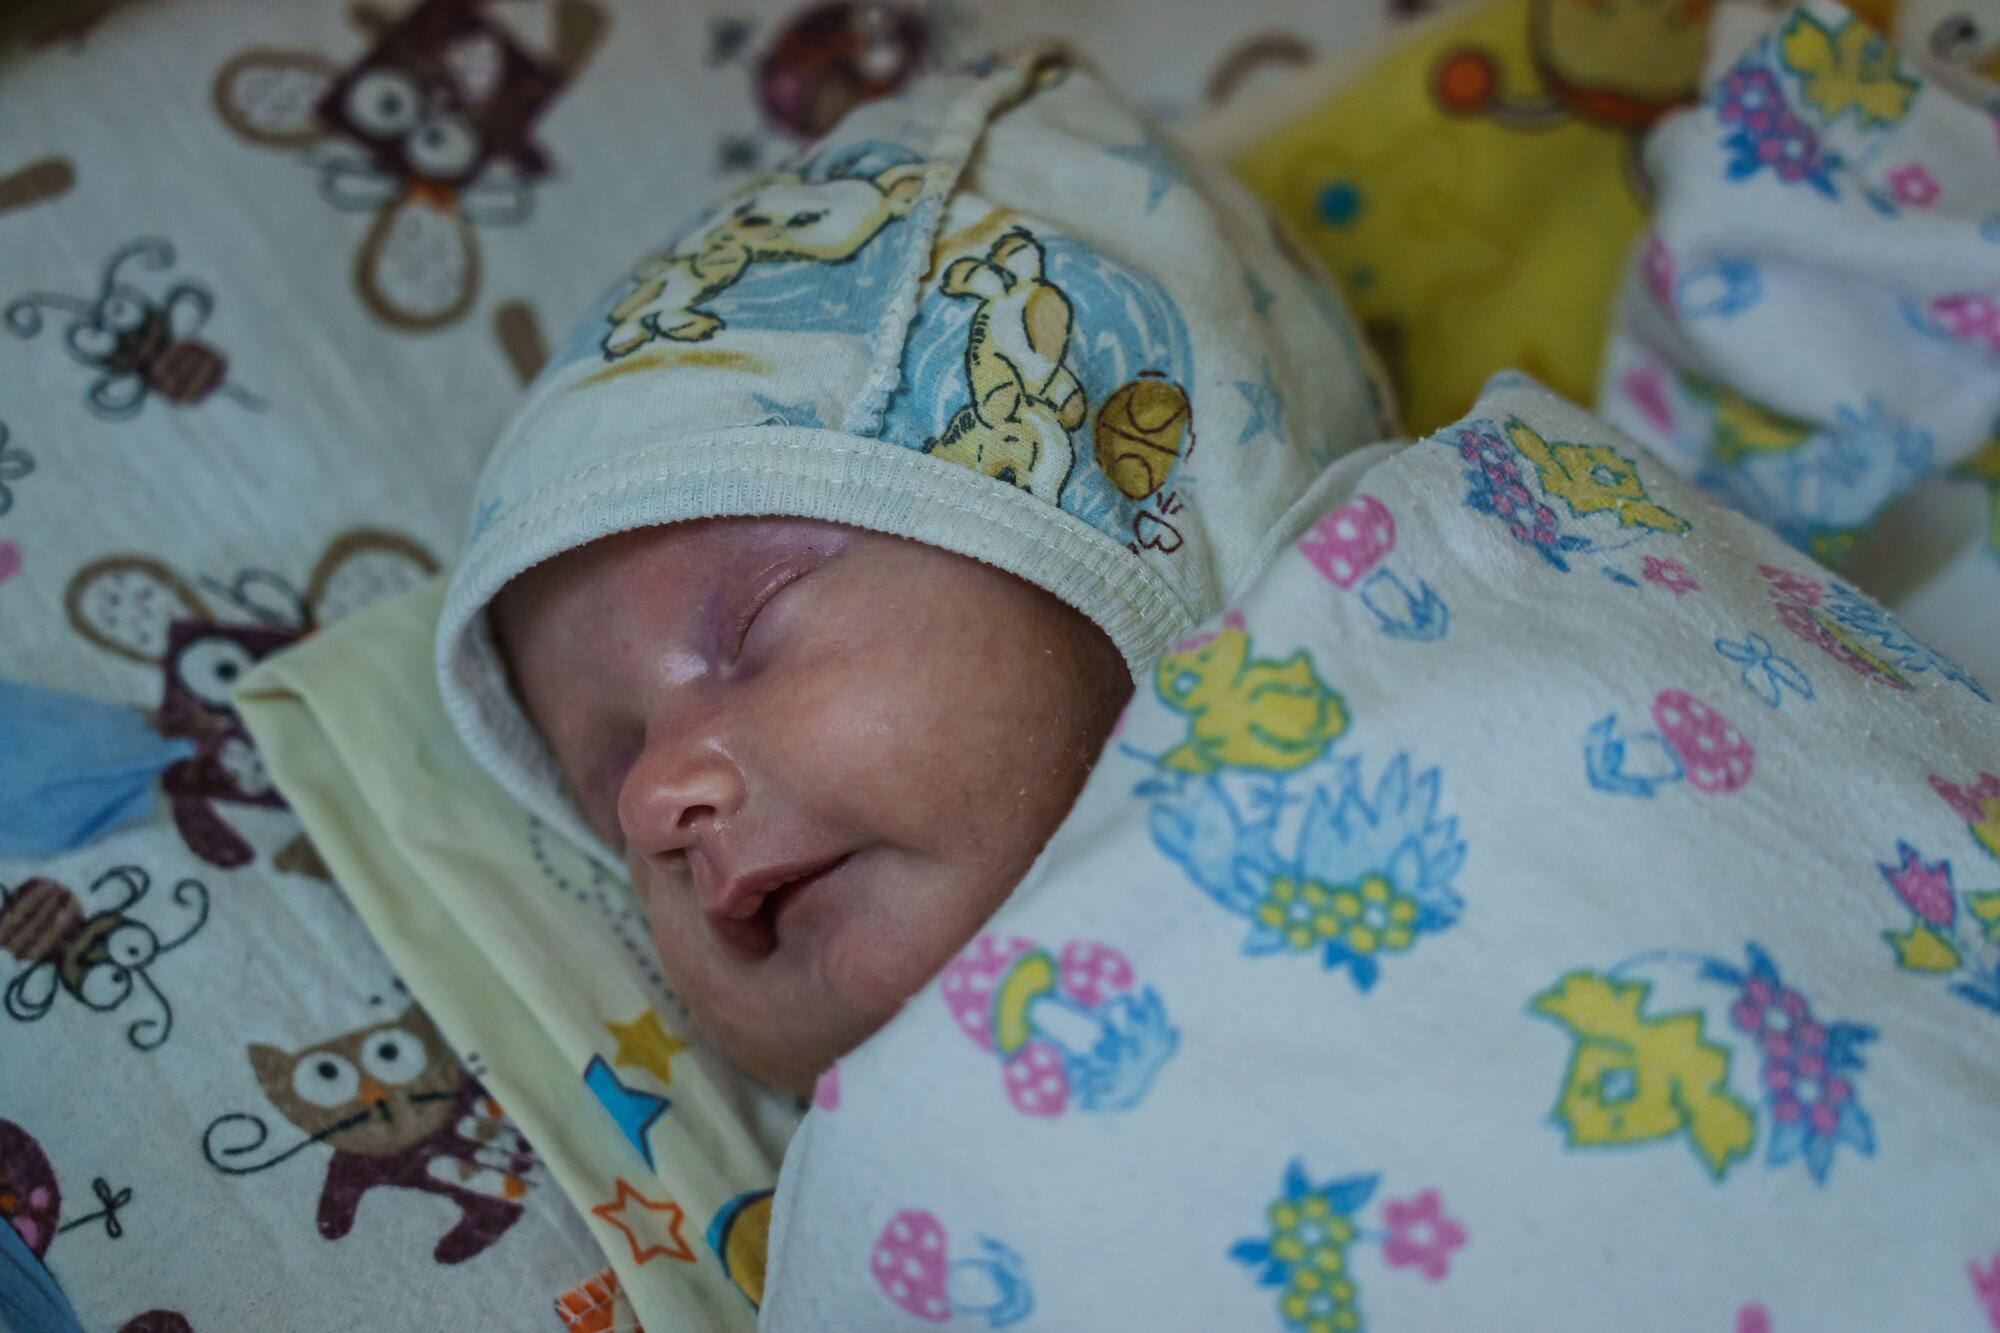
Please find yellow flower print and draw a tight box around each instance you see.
[1505,419,1691,535]
[1255,876,1345,953]
[1966,892,2000,947]
[1779,10,1920,127]
[1884,922,1961,972]
[1283,1267,1359,1333]
[1327,874,1419,956]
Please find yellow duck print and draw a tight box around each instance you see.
[1505,418,1691,534]
[1532,971,1756,1179]
[1155,616,1348,775]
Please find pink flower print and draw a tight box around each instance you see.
[1642,233,1676,308]
[1731,977,1821,1058]
[1380,1189,1466,1280]
[1641,555,1699,597]
[1885,162,1941,209]
[1717,67,1783,131]
[1970,1252,2000,1332]
[0,541,17,585]
[1931,294,2000,355]
[1881,843,1957,928]
[1931,771,2000,862]
[1930,771,2000,825]
[1620,363,1677,434]
[1736,1303,1773,1333]
[1758,564,1822,606]
[812,1065,841,1111]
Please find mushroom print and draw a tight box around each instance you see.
[869,1208,1033,1327]
[1758,565,1989,701]
[1297,494,1448,640]
[939,935,1177,1118]
[1584,688,1755,799]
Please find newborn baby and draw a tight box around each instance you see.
[435,46,1385,1095]
[493,518,1130,1090]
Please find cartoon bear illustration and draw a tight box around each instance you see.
[923,228,1087,503]
[602,159,929,357]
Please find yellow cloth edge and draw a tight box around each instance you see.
[237,578,772,1332]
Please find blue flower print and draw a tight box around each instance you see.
[1713,61,1842,198]
[1714,631,1814,708]
[1147,753,1466,992]
[1702,945,1877,1185]
[1453,423,1589,570]
[1677,258,1763,319]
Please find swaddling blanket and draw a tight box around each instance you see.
[762,372,2000,1332]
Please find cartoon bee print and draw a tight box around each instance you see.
[210,0,606,331]
[5,237,263,421]
[0,866,209,1051]
[64,530,438,872]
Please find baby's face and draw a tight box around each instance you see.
[494,518,1130,1092]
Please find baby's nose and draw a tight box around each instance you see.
[616,734,748,859]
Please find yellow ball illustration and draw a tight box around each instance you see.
[1093,376,1190,501]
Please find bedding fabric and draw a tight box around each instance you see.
[0,0,1424,1327]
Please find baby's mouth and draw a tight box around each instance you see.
[704,852,850,958]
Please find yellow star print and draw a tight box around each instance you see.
[605,1010,689,1085]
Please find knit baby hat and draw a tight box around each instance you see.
[437,44,1390,856]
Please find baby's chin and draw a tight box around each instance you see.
[658,864,1007,1096]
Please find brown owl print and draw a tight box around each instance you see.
[707,3,931,174]
[1,866,209,1051]
[64,530,437,872]
[209,0,606,330]
[203,1006,536,1266]
[5,237,261,422]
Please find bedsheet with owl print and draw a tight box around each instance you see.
[763,369,2000,1333]
[0,0,1434,1329]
